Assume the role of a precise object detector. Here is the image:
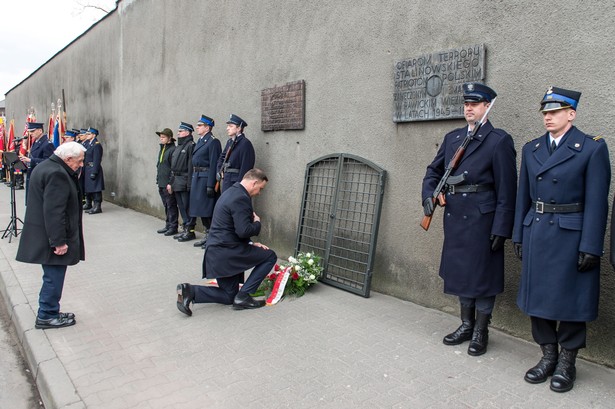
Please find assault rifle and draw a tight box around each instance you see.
[420,97,496,231]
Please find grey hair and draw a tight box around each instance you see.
[54,141,87,159]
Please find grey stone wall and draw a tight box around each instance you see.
[6,0,615,366]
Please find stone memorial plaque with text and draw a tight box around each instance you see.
[261,80,305,131]
[393,44,485,122]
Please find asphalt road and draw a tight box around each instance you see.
[0,290,44,409]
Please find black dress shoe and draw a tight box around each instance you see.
[177,232,196,242]
[59,312,76,320]
[35,316,76,329]
[233,292,265,310]
[193,239,207,247]
[173,231,185,239]
[176,283,194,316]
[157,227,169,234]
[164,229,178,237]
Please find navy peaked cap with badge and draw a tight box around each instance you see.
[179,122,194,132]
[198,115,215,127]
[79,128,88,134]
[27,122,44,131]
[226,114,247,128]
[87,127,99,135]
[64,130,77,137]
[463,83,497,103]
[540,86,581,112]
[71,128,81,134]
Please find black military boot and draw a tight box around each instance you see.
[173,226,186,239]
[193,231,208,247]
[88,201,102,214]
[83,197,92,210]
[177,230,196,242]
[550,348,578,393]
[443,306,475,345]
[467,312,491,356]
[524,344,558,384]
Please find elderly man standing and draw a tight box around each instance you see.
[16,142,87,329]
[176,169,277,315]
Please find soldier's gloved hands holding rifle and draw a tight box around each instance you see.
[578,252,599,272]
[513,243,522,260]
[490,235,506,252]
[422,197,435,216]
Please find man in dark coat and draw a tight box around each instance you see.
[155,128,179,236]
[216,114,255,193]
[16,142,86,329]
[176,168,277,315]
[513,86,611,393]
[19,122,55,199]
[83,127,105,214]
[189,114,222,248]
[422,83,517,356]
[167,122,196,241]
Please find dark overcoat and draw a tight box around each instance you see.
[83,138,105,193]
[156,141,176,188]
[28,134,55,170]
[16,155,85,266]
[169,135,195,192]
[202,182,272,279]
[422,121,517,298]
[216,134,255,193]
[189,132,222,217]
[513,127,611,322]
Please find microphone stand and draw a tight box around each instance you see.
[1,159,25,242]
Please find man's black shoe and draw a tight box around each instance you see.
[193,239,207,247]
[177,232,196,242]
[35,316,76,329]
[164,229,178,237]
[176,283,194,316]
[157,227,169,234]
[233,292,265,310]
[59,312,76,320]
[173,231,185,239]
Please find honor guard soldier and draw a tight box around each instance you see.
[421,83,517,356]
[216,114,255,193]
[513,87,611,393]
[83,127,105,214]
[62,130,77,144]
[167,122,196,241]
[155,128,179,236]
[19,122,55,199]
[189,114,222,248]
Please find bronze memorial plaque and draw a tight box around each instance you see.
[393,44,485,122]
[261,80,305,131]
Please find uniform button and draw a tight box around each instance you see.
[462,193,467,197]
[538,177,543,181]
[552,179,558,183]
[446,213,451,217]
[463,216,468,220]
[536,218,540,222]
[549,220,554,225]
[537,197,541,201]
[550,200,556,204]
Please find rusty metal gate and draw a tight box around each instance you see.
[294,154,386,297]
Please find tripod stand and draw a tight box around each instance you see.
[1,156,26,243]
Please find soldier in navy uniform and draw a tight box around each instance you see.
[167,122,196,241]
[176,169,277,315]
[62,130,77,144]
[513,87,611,393]
[83,128,105,214]
[155,128,179,236]
[216,114,255,193]
[189,114,222,248]
[19,122,55,200]
[422,83,517,357]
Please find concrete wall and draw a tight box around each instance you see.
[6,0,615,366]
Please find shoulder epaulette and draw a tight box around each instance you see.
[593,135,603,141]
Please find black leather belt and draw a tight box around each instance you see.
[173,172,185,176]
[225,168,239,174]
[533,201,584,214]
[447,184,494,194]
[193,166,209,172]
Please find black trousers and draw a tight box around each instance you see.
[158,187,178,230]
[530,316,586,350]
[174,190,195,229]
[459,296,496,314]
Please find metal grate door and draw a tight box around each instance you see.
[295,154,386,297]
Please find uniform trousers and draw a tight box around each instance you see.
[158,187,178,230]
[174,190,195,229]
[192,251,277,305]
[459,296,496,314]
[531,316,586,350]
[38,264,68,319]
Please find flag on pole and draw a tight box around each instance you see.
[7,119,15,151]
[53,116,60,147]
[0,117,5,152]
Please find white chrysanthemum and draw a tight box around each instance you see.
[289,256,297,263]
[306,252,312,258]
[294,265,301,272]
[307,259,314,265]
[309,274,316,280]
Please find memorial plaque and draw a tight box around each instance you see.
[393,44,485,122]
[261,80,305,131]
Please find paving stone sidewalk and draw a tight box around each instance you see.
[0,186,614,409]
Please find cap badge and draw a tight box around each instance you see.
[467,83,474,91]
[546,86,553,94]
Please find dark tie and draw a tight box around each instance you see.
[550,140,557,154]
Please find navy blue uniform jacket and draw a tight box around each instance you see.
[513,127,610,321]
[216,134,255,193]
[202,182,272,279]
[422,121,517,298]
[84,138,105,193]
[28,134,55,171]
[189,132,222,218]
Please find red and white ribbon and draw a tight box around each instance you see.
[266,266,291,306]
